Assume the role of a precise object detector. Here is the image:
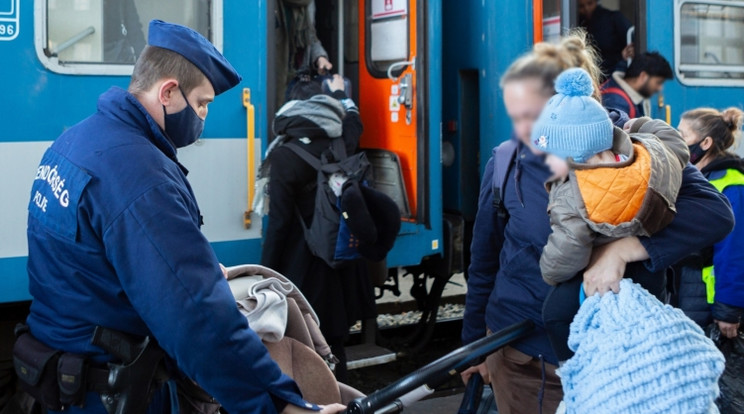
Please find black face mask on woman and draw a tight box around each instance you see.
[163,87,204,148]
[688,140,709,165]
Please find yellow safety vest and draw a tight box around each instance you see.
[702,168,744,303]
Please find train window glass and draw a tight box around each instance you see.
[541,0,561,44]
[37,0,218,75]
[366,0,410,78]
[676,1,744,85]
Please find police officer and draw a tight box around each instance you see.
[22,20,345,414]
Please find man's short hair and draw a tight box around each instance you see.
[128,46,206,95]
[625,51,673,80]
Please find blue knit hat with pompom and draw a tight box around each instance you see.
[531,68,613,163]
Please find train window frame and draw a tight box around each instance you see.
[33,0,223,76]
[675,0,744,86]
[365,0,411,79]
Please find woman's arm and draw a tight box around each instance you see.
[462,157,505,345]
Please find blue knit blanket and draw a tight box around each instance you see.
[560,279,725,413]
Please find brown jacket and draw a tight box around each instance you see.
[540,118,689,285]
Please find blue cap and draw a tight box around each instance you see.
[147,20,241,95]
[531,68,613,163]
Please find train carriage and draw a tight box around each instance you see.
[1,0,743,370]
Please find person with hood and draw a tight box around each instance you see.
[533,68,689,363]
[261,74,376,383]
[675,107,744,336]
[20,20,344,414]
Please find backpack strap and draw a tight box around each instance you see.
[285,142,322,171]
[601,83,637,118]
[491,139,519,219]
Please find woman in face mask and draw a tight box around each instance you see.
[675,106,744,332]
[675,107,744,411]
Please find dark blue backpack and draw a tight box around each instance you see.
[490,139,519,219]
[285,139,371,268]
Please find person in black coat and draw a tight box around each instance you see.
[579,0,633,79]
[261,75,375,382]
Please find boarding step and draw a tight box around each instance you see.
[346,343,397,370]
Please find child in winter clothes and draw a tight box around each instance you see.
[533,68,690,362]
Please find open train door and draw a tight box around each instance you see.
[351,0,446,354]
[357,0,443,269]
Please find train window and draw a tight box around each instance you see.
[676,1,744,86]
[365,0,410,78]
[36,0,218,75]
[539,0,562,44]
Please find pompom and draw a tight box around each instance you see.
[555,68,594,97]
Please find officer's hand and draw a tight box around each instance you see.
[282,403,346,414]
[316,56,333,74]
[326,74,345,93]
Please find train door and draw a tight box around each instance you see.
[356,0,443,269]
[273,0,443,269]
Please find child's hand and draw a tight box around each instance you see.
[219,263,228,279]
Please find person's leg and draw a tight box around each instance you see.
[328,339,348,383]
[542,276,583,361]
[486,346,563,414]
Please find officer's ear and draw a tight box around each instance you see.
[157,79,180,107]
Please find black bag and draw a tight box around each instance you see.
[285,139,370,268]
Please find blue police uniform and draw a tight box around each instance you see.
[25,21,318,414]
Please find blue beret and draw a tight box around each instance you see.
[147,20,241,95]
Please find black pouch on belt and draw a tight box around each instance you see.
[58,353,87,406]
[12,324,63,410]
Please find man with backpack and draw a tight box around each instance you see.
[261,74,377,382]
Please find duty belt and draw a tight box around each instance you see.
[13,324,169,414]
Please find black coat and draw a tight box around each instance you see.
[260,100,375,341]
[581,5,632,78]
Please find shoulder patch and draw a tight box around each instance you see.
[28,148,91,241]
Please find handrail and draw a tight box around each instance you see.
[50,26,95,56]
[386,57,415,81]
[243,88,256,229]
[626,26,635,66]
[342,319,534,414]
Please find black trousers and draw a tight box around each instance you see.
[542,266,667,361]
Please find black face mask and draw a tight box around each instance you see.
[688,141,709,165]
[163,88,204,148]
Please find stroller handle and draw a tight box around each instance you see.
[342,319,534,414]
